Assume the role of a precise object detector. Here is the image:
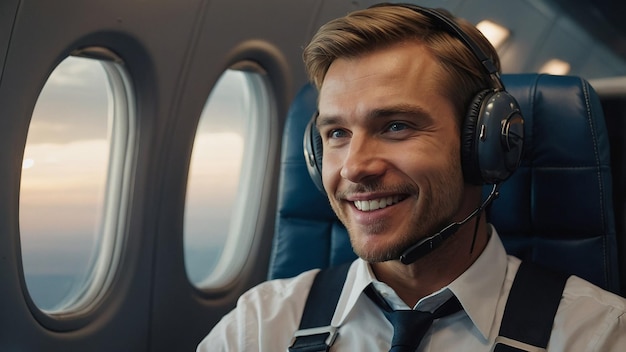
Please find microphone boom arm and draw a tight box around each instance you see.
[399,184,500,265]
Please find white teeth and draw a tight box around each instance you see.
[354,196,400,211]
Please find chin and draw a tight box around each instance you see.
[352,238,405,263]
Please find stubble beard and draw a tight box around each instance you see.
[336,172,464,263]
[348,194,458,263]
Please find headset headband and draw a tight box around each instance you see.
[373,3,505,90]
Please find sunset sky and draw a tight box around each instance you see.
[20,57,249,307]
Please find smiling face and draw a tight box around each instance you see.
[317,41,466,262]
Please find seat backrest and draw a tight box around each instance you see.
[268,74,621,295]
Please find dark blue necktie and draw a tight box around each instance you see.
[365,284,462,352]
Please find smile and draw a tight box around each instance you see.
[353,195,401,211]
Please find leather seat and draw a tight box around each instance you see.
[268,74,621,295]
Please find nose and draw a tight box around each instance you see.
[339,134,386,184]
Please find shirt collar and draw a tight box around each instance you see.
[333,225,508,340]
[447,225,508,339]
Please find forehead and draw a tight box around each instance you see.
[317,42,454,123]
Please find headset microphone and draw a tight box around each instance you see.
[399,184,500,264]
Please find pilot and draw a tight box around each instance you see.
[197,3,626,351]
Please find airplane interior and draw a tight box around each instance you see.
[0,0,625,350]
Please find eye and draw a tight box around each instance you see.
[329,129,348,139]
[387,122,408,132]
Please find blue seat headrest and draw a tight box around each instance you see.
[269,74,620,294]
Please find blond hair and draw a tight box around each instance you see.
[303,4,500,121]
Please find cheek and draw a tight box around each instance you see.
[403,141,459,171]
[321,154,339,190]
[321,137,350,168]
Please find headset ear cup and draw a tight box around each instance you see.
[311,122,324,190]
[461,89,492,185]
[303,113,325,193]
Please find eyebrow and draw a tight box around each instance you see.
[316,103,434,128]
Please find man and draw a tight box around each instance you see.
[197,3,625,351]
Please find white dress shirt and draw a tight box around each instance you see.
[197,226,626,351]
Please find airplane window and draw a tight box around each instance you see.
[20,50,133,314]
[184,67,273,289]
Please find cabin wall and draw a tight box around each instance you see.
[0,0,624,351]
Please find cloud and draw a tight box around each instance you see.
[46,56,106,88]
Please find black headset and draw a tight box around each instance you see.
[303,3,524,192]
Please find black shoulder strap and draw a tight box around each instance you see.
[288,262,351,352]
[494,260,569,352]
[290,260,568,352]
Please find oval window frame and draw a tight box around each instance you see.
[19,46,135,328]
[183,61,276,290]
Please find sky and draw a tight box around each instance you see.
[20,56,251,310]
